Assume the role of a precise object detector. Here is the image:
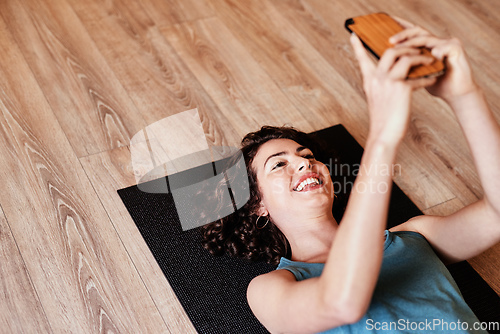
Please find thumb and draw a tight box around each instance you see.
[350,34,375,78]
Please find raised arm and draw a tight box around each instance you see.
[390,21,500,263]
[318,33,438,322]
[247,34,437,334]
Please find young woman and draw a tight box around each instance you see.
[202,17,500,333]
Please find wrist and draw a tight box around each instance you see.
[442,84,482,107]
[364,136,400,160]
[366,127,405,153]
[446,87,485,114]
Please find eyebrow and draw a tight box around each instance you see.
[263,146,308,169]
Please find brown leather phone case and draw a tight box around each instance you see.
[345,13,445,79]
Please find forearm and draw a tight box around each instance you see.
[447,89,500,213]
[320,139,399,317]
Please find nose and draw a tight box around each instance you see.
[297,157,311,171]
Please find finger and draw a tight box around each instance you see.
[395,36,443,50]
[378,47,421,73]
[390,55,434,80]
[350,33,375,76]
[389,26,432,44]
[429,38,463,61]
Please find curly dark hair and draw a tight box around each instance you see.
[201,125,345,265]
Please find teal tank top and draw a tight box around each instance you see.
[276,230,487,333]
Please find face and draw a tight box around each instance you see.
[252,139,334,226]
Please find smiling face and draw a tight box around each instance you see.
[252,138,335,228]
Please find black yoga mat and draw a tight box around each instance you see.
[118,124,500,333]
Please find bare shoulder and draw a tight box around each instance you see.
[247,269,298,332]
[247,267,350,333]
[247,269,297,306]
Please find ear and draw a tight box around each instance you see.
[255,201,269,217]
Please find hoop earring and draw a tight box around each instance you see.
[256,215,270,229]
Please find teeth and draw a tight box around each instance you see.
[295,177,321,192]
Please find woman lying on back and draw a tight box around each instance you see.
[202,17,500,333]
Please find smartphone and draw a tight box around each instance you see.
[345,13,445,79]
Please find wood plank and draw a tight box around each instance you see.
[422,197,465,217]
[202,0,356,134]
[80,146,198,334]
[395,93,481,208]
[0,205,52,333]
[469,245,500,296]
[142,0,215,28]
[161,17,316,137]
[0,14,170,333]
[454,0,500,43]
[401,0,500,114]
[0,0,146,158]
[268,0,372,95]
[67,0,240,149]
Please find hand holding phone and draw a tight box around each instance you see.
[345,13,445,79]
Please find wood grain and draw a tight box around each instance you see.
[201,0,352,133]
[0,205,52,333]
[0,0,146,158]
[162,17,316,137]
[142,0,215,28]
[67,0,240,149]
[0,13,170,333]
[423,197,465,217]
[469,244,500,296]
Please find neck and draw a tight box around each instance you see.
[282,213,338,263]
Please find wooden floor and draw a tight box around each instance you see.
[1,0,499,332]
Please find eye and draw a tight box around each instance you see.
[272,161,287,170]
[302,153,315,160]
